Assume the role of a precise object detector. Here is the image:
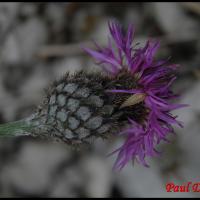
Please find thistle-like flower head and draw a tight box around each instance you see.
[84,21,187,170]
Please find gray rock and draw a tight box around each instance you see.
[174,81,200,128]
[45,3,67,34]
[20,3,38,17]
[81,156,112,198]
[0,141,70,195]
[52,57,83,77]
[152,3,198,40]
[0,3,19,38]
[2,17,48,64]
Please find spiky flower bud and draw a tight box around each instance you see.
[31,71,146,146]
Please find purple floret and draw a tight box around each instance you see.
[84,21,187,170]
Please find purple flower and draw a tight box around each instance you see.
[84,21,187,170]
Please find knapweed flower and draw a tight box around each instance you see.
[84,21,187,170]
[0,21,187,172]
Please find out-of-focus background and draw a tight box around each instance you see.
[0,2,199,197]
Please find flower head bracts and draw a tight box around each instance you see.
[84,21,187,170]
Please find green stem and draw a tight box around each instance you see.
[0,119,35,137]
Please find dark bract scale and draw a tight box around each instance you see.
[56,83,64,92]
[75,106,91,121]
[97,124,110,134]
[73,87,90,98]
[87,95,104,107]
[56,109,68,122]
[57,94,66,107]
[101,105,114,115]
[49,95,56,105]
[64,129,74,139]
[68,117,80,130]
[66,98,80,112]
[75,127,90,139]
[63,83,78,94]
[49,105,57,116]
[85,116,103,130]
[57,121,65,132]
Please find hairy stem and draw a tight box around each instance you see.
[0,119,35,137]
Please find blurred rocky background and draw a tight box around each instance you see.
[0,2,199,197]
